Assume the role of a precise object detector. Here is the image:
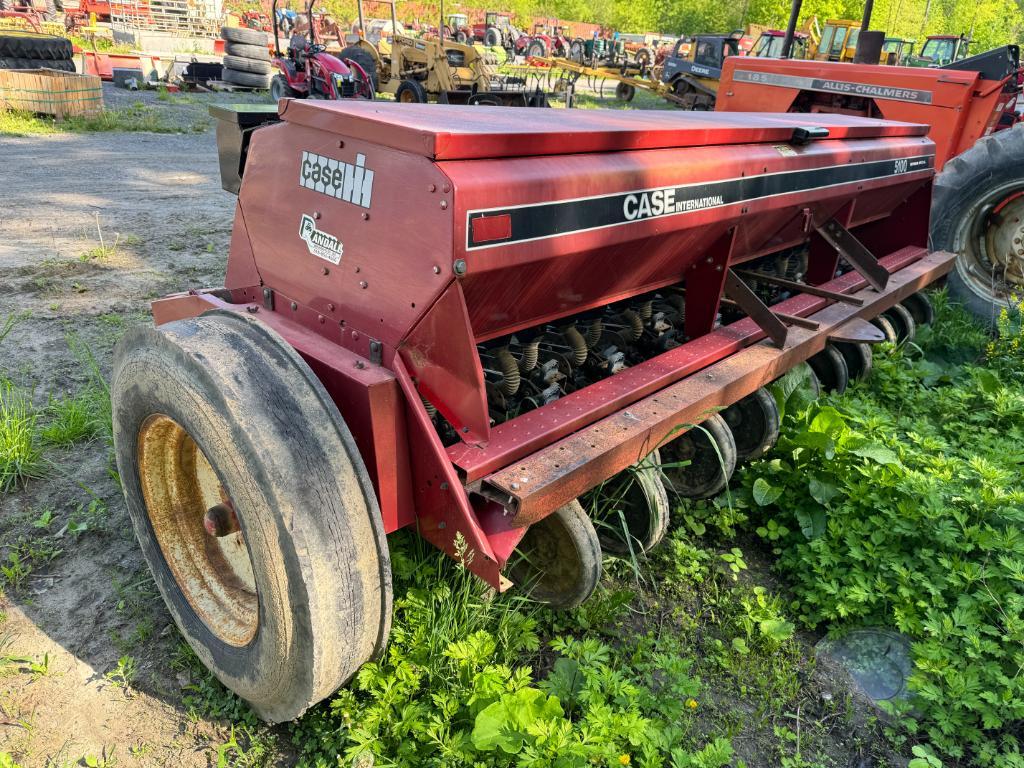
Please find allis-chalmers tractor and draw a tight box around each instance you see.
[717,44,1024,320]
[113,100,950,721]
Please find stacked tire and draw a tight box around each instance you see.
[220,26,271,90]
[0,31,75,72]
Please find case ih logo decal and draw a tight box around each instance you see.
[299,150,374,208]
[466,155,934,250]
[732,70,934,104]
[299,214,343,264]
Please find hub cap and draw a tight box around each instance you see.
[137,415,258,647]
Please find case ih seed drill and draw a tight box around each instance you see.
[717,46,1024,320]
[112,101,952,722]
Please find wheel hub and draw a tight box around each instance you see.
[985,195,1024,287]
[137,414,258,647]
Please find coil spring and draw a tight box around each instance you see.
[421,396,438,418]
[496,347,521,396]
[518,339,540,372]
[638,300,653,321]
[563,325,589,366]
[621,309,644,340]
[585,319,603,348]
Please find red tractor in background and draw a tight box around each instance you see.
[516,21,571,58]
[269,0,376,101]
[717,43,1024,320]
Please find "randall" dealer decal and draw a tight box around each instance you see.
[299,214,344,265]
[732,70,934,104]
[299,150,374,208]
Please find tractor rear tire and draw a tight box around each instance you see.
[221,26,268,46]
[526,39,545,58]
[484,27,500,47]
[339,45,378,93]
[224,41,271,60]
[222,54,272,74]
[111,311,392,723]
[932,126,1024,324]
[0,32,73,61]
[395,78,427,103]
[222,67,271,89]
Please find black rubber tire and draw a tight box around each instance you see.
[932,126,1024,324]
[221,26,268,46]
[484,27,500,47]
[807,344,849,394]
[722,387,780,463]
[870,313,899,343]
[222,67,271,89]
[224,41,271,60]
[526,39,546,58]
[661,413,738,500]
[509,500,601,609]
[270,74,296,101]
[833,342,873,382]
[592,450,669,556]
[901,292,935,327]
[455,30,468,43]
[223,55,272,74]
[0,32,73,61]
[111,312,392,723]
[395,78,427,103]
[882,303,916,343]
[0,57,74,71]
[339,45,378,93]
[635,47,652,67]
[615,82,635,102]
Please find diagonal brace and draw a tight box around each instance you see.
[724,269,789,347]
[815,218,890,291]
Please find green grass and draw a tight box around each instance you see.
[0,102,207,136]
[40,386,107,446]
[0,381,44,492]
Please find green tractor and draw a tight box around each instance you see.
[905,34,970,67]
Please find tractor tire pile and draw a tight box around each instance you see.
[0,31,74,72]
[220,26,271,90]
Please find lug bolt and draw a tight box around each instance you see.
[327,303,335,312]
[290,301,298,311]
[362,212,369,220]
[432,265,441,274]
[360,280,368,289]
[453,259,467,275]
[440,200,448,209]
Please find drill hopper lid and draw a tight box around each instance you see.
[279,100,929,161]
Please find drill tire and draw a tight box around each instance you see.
[112,311,392,723]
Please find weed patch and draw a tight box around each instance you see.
[723,295,1024,763]
[0,103,207,136]
[0,381,44,492]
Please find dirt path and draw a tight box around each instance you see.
[0,129,248,767]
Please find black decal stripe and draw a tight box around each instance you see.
[466,155,933,250]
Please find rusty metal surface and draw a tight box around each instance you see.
[815,218,890,291]
[450,245,928,481]
[137,414,259,647]
[478,249,955,525]
[723,269,789,347]
[829,317,887,343]
[734,269,866,306]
